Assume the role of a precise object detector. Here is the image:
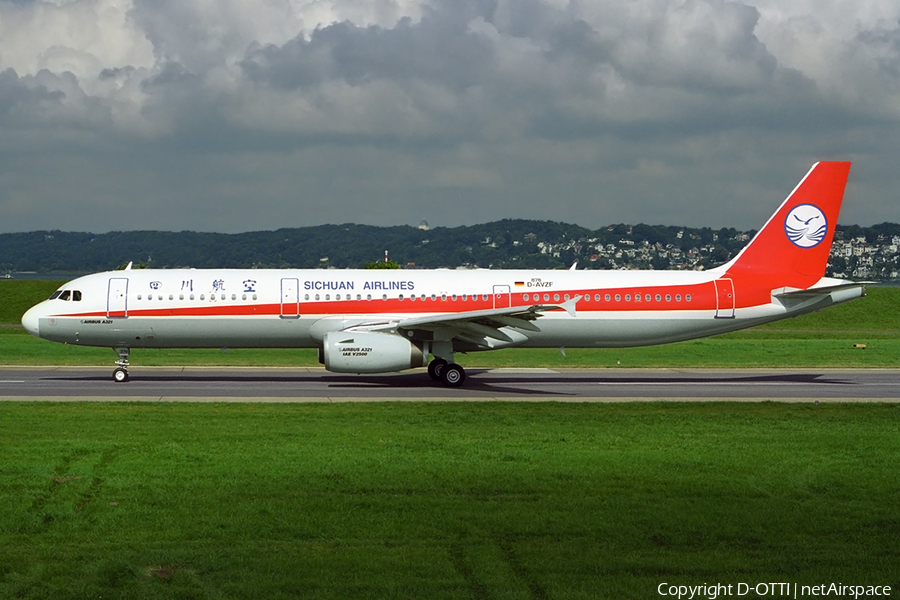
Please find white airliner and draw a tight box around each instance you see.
[21,161,864,386]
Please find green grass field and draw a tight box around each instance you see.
[1,402,898,599]
[2,280,898,368]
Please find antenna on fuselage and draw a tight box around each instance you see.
[125,261,133,270]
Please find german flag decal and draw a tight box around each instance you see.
[514,281,525,287]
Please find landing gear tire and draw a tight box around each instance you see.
[113,368,129,383]
[440,363,466,387]
[428,358,448,381]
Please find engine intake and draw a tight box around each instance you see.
[321,331,428,373]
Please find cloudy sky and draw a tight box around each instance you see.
[0,0,898,234]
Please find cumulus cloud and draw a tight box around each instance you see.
[0,0,898,233]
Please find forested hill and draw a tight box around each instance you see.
[2,220,900,279]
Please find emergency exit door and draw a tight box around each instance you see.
[280,278,300,318]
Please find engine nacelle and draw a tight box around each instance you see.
[321,331,428,373]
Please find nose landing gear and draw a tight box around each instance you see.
[113,347,130,382]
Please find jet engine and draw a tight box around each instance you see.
[320,331,428,373]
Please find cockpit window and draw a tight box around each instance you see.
[49,291,62,300]
[72,291,82,301]
[58,290,71,301]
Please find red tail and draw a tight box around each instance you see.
[723,162,851,297]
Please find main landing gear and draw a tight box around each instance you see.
[427,358,466,387]
[113,347,130,382]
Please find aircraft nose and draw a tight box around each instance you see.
[21,305,41,337]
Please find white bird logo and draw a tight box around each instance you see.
[784,204,827,248]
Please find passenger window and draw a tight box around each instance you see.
[645,294,651,302]
[625,294,631,302]
[242,294,246,300]
[179,294,184,300]
[325,294,330,301]
[190,294,195,300]
[615,294,621,301]
[441,294,447,301]
[482,294,488,301]
[676,294,681,301]
[564,294,569,301]
[665,294,671,302]
[231,294,237,301]
[200,294,205,301]
[382,294,388,301]
[315,294,320,301]
[431,294,436,301]
[252,294,258,301]
[221,294,226,301]
[169,294,174,301]
[305,294,310,301]
[635,294,641,302]
[451,294,456,301]
[59,290,71,301]
[462,294,467,301]
[137,294,143,300]
[686,294,692,302]
[604,294,610,301]
[543,294,549,301]
[367,294,372,301]
[655,294,661,302]
[524,294,529,301]
[73,291,82,301]
[399,294,404,301]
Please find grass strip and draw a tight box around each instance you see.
[2,329,898,367]
[0,402,898,599]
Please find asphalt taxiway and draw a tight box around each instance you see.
[0,367,898,402]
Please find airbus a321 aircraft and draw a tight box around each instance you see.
[22,161,864,387]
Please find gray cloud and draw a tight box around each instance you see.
[0,0,898,234]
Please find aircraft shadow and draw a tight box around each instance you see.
[39,370,854,398]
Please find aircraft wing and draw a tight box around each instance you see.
[350,295,581,347]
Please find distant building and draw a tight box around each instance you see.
[418,220,430,231]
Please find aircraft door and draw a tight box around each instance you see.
[714,278,735,319]
[107,277,129,318]
[493,284,511,309]
[280,278,300,318]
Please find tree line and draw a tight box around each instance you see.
[1,220,898,275]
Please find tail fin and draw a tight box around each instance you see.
[722,161,851,290]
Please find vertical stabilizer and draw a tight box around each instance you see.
[723,162,851,294]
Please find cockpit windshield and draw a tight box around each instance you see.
[49,290,82,301]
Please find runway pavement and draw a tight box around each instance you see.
[1,366,898,402]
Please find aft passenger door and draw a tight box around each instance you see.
[107,277,129,318]
[280,278,300,318]
[714,278,735,319]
